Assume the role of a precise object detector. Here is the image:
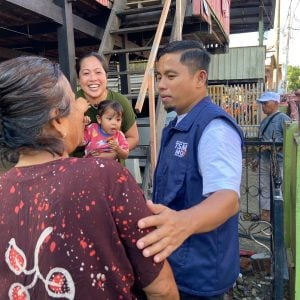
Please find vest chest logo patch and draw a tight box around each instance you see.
[174,141,188,158]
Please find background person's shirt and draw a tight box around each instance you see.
[259,111,291,162]
[259,111,291,143]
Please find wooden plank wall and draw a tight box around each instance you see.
[208,83,263,126]
[126,0,163,8]
[208,46,265,82]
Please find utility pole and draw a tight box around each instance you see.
[274,0,281,91]
[284,3,292,92]
[258,0,264,46]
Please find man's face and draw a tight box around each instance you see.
[156,52,207,115]
[261,100,278,115]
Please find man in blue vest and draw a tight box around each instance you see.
[136,40,243,299]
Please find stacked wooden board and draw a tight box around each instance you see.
[126,0,163,9]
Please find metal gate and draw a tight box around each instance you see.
[209,82,263,127]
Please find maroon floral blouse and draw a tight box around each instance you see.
[0,157,162,299]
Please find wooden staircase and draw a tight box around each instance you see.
[98,0,187,198]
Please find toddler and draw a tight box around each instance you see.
[84,100,129,160]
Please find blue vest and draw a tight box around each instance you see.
[153,97,244,296]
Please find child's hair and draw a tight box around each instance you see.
[97,100,123,117]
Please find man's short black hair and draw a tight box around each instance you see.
[157,40,211,75]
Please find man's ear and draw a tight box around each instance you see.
[195,70,208,87]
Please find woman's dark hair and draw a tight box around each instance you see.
[0,56,71,165]
[97,100,123,117]
[76,52,108,77]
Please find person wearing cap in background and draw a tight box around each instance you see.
[294,89,300,118]
[253,91,291,221]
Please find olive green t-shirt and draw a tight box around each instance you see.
[73,89,136,158]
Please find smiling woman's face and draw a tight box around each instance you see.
[78,56,107,103]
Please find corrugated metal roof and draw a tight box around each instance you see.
[208,46,266,81]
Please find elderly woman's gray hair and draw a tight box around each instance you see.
[0,56,71,165]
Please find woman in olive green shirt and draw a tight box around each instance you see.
[75,52,139,159]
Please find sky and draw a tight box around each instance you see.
[229,1,300,67]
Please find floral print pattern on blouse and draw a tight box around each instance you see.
[0,157,162,299]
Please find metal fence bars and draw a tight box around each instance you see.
[240,139,288,299]
[208,82,263,126]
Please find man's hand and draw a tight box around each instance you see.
[136,191,239,263]
[136,200,190,263]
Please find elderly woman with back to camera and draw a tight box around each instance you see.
[75,52,139,159]
[0,56,178,300]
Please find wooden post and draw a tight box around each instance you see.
[258,0,264,46]
[174,0,182,40]
[148,68,157,169]
[135,0,172,113]
[57,0,76,91]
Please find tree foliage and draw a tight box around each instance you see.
[287,65,300,92]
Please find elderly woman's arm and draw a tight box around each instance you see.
[124,122,139,151]
[143,260,179,300]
